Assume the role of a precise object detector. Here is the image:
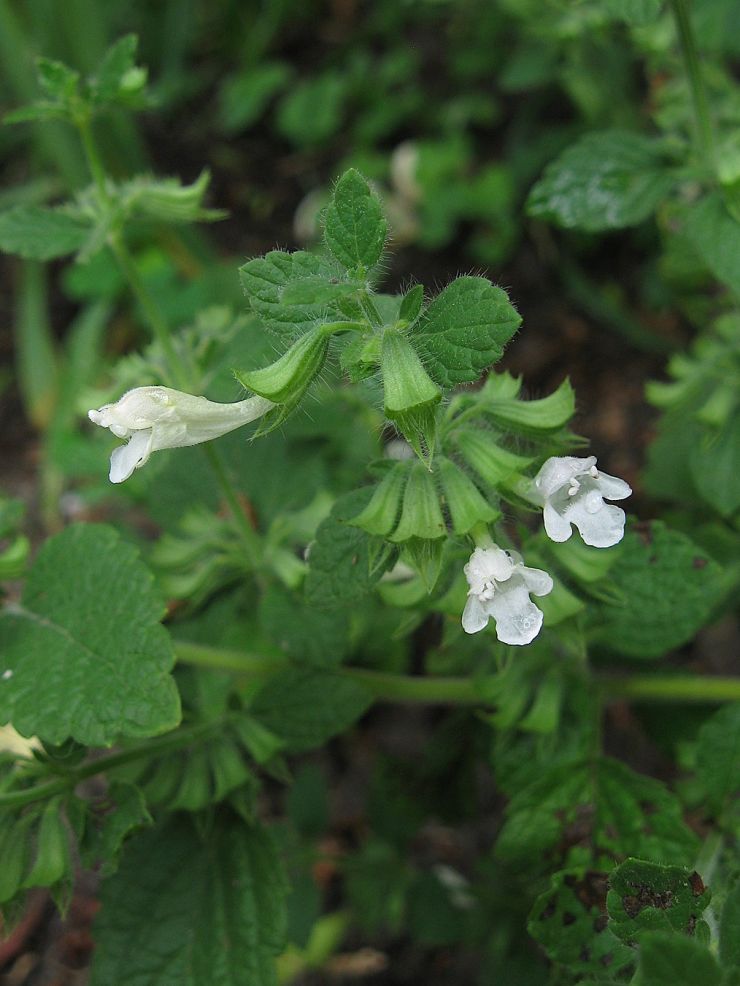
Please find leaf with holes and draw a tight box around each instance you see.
[607,859,711,945]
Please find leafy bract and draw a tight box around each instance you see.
[607,859,711,944]
[239,250,347,339]
[696,704,740,812]
[633,931,722,986]
[529,870,633,976]
[0,524,180,746]
[686,193,740,297]
[305,490,396,607]
[91,815,287,986]
[414,276,521,388]
[527,130,674,232]
[495,756,697,870]
[249,668,372,752]
[324,169,387,273]
[0,205,90,260]
[594,522,723,658]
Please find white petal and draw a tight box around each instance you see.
[564,499,626,548]
[462,594,490,634]
[488,582,544,645]
[534,456,596,498]
[519,566,554,597]
[543,501,573,542]
[109,429,154,483]
[595,471,632,501]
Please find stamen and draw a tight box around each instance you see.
[589,465,599,479]
[567,479,580,496]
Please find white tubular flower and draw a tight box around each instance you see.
[88,386,274,484]
[462,546,553,645]
[534,456,631,548]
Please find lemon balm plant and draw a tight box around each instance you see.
[0,33,738,986]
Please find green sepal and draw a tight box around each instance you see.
[481,377,575,433]
[437,457,499,535]
[349,463,409,537]
[401,537,445,593]
[0,814,35,904]
[389,462,446,542]
[382,329,441,459]
[23,798,71,890]
[235,323,331,403]
[398,285,424,327]
[454,428,534,487]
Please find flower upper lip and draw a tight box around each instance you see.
[461,545,553,645]
[534,455,631,549]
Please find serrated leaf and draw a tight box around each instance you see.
[527,131,674,232]
[607,859,711,944]
[414,276,521,388]
[686,193,740,296]
[0,206,90,260]
[91,814,287,986]
[305,490,396,607]
[324,169,387,273]
[594,522,723,659]
[496,757,697,871]
[529,870,633,976]
[0,524,180,746]
[634,931,722,986]
[696,704,740,811]
[250,668,372,752]
[239,250,344,339]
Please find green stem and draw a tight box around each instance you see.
[0,719,223,811]
[77,114,111,206]
[601,674,740,703]
[199,444,263,570]
[174,639,740,706]
[669,0,716,167]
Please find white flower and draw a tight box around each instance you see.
[462,546,553,645]
[534,455,631,548]
[88,386,274,483]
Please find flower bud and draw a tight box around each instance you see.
[390,461,445,542]
[235,323,331,404]
[437,457,500,535]
[350,463,409,537]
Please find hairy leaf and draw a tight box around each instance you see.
[324,169,387,273]
[91,815,287,986]
[414,276,521,388]
[0,524,180,746]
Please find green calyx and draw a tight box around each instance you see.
[381,329,441,459]
[390,461,446,543]
[437,457,500,535]
[235,323,336,404]
[349,463,408,537]
[454,428,534,489]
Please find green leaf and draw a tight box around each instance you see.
[689,410,740,517]
[594,523,724,659]
[634,931,722,986]
[239,250,344,340]
[250,668,372,752]
[37,57,80,101]
[219,63,291,133]
[90,35,146,106]
[91,815,287,986]
[81,781,152,877]
[305,490,396,607]
[496,757,697,871]
[0,524,180,746]
[527,131,674,232]
[259,584,349,668]
[414,276,521,388]
[324,169,387,274]
[686,193,740,296]
[529,870,634,976]
[276,71,347,147]
[0,206,90,260]
[696,704,740,812]
[607,859,711,944]
[720,880,740,967]
[601,0,663,25]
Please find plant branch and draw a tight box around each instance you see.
[669,0,716,168]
